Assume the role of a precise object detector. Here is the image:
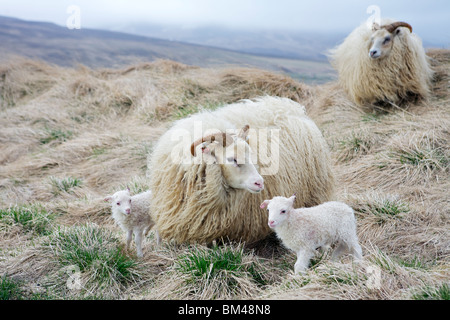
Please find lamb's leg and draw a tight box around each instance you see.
[135,230,144,258]
[349,240,363,261]
[126,229,133,251]
[294,249,315,274]
[155,230,161,246]
[331,241,348,261]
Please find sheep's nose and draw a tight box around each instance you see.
[125,208,131,214]
[254,179,264,190]
[370,50,378,57]
[268,220,275,228]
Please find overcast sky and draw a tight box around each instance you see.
[1,0,449,45]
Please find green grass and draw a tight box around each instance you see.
[49,176,82,194]
[39,127,73,144]
[45,224,139,288]
[175,244,267,288]
[0,204,55,235]
[357,196,410,224]
[396,148,448,170]
[0,275,24,300]
[412,283,450,300]
[338,132,371,160]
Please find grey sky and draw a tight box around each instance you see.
[1,0,449,45]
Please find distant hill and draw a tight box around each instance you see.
[0,16,336,84]
[112,23,346,61]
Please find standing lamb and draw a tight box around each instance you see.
[329,19,433,106]
[104,188,160,257]
[260,195,362,274]
[149,96,335,244]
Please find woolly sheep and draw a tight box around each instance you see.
[149,96,335,244]
[329,19,433,106]
[260,196,362,274]
[104,189,160,257]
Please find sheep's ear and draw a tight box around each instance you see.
[372,22,380,31]
[260,200,270,209]
[238,125,250,141]
[104,196,112,202]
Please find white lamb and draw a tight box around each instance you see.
[104,188,160,257]
[260,195,362,274]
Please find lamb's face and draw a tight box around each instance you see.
[369,29,395,60]
[260,196,296,229]
[105,190,132,215]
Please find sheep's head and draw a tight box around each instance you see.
[190,125,264,194]
[104,188,132,215]
[369,21,412,60]
[260,194,296,229]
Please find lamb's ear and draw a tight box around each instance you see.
[289,194,296,203]
[260,200,271,209]
[104,196,112,203]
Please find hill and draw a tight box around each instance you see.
[0,16,335,84]
[0,49,448,300]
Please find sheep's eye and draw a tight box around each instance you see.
[129,199,132,203]
[116,202,120,206]
[383,36,391,44]
[281,210,286,214]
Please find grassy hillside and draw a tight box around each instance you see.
[0,50,448,300]
[0,16,335,84]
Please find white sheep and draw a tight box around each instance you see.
[104,188,160,257]
[260,195,362,274]
[329,19,433,106]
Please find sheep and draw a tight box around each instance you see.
[149,96,335,244]
[104,188,160,257]
[260,195,362,274]
[328,19,433,106]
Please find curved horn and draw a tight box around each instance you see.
[383,21,412,34]
[190,132,234,156]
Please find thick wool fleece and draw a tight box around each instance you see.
[149,96,335,244]
[329,18,433,106]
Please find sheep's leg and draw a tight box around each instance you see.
[331,241,348,261]
[135,230,144,258]
[126,230,133,252]
[294,249,315,274]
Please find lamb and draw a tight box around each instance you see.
[104,188,160,257]
[329,19,433,106]
[260,195,362,274]
[149,96,335,244]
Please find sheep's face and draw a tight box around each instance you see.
[260,195,296,229]
[204,138,264,194]
[369,29,395,60]
[105,189,132,215]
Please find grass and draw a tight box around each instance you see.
[43,223,140,297]
[39,127,73,145]
[412,283,450,300]
[354,195,410,224]
[0,275,24,300]
[175,244,267,289]
[0,204,55,235]
[49,176,83,194]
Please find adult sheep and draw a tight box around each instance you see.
[149,96,335,244]
[329,19,433,106]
